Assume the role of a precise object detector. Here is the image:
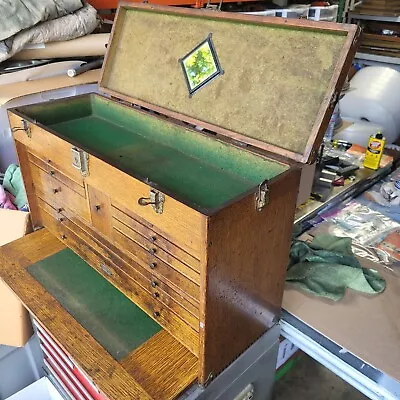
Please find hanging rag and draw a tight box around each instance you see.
[286,234,386,301]
[3,164,27,210]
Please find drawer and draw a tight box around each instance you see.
[30,162,90,222]
[111,223,200,301]
[28,151,85,197]
[10,113,85,186]
[112,218,200,287]
[113,203,200,271]
[38,200,200,353]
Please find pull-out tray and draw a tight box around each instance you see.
[0,229,197,400]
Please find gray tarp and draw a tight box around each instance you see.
[0,0,83,41]
[0,3,99,62]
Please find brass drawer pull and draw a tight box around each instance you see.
[151,280,158,288]
[61,235,67,240]
[57,208,63,213]
[49,170,55,176]
[100,264,113,276]
[152,292,159,298]
[52,188,61,194]
[153,311,160,318]
[150,235,157,243]
[148,248,157,255]
[149,262,157,269]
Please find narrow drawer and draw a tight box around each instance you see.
[30,162,90,222]
[112,218,200,287]
[113,203,200,271]
[37,201,200,354]
[111,224,200,300]
[28,151,85,197]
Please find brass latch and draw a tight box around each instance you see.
[11,119,31,138]
[71,147,89,177]
[138,189,165,214]
[255,181,269,212]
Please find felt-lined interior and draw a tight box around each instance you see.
[101,7,347,156]
[28,248,161,360]
[19,95,288,210]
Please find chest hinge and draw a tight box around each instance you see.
[71,147,89,177]
[255,181,269,212]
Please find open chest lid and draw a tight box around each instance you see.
[99,4,360,164]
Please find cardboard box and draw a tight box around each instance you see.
[0,209,32,347]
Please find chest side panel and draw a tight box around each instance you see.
[198,168,301,383]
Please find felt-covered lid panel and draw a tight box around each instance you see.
[100,4,359,163]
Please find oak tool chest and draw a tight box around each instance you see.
[3,4,359,399]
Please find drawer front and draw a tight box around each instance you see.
[28,151,85,197]
[30,162,90,222]
[113,203,200,271]
[112,221,200,298]
[38,201,199,354]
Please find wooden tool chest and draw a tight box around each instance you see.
[3,4,359,399]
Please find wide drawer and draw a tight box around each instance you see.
[37,199,199,354]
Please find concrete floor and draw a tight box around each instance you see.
[273,354,367,400]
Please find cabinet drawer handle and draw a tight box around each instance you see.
[152,292,159,298]
[95,204,101,211]
[49,170,55,176]
[151,280,158,288]
[149,262,157,269]
[52,188,61,194]
[150,236,157,243]
[100,264,113,276]
[153,311,160,318]
[148,248,156,255]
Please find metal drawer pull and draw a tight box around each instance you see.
[95,204,101,211]
[61,235,67,240]
[57,208,63,213]
[153,311,160,318]
[151,280,158,288]
[150,236,157,243]
[149,262,157,269]
[138,189,164,214]
[148,248,156,255]
[100,264,113,276]
[49,170,55,176]
[152,292,159,298]
[52,188,60,194]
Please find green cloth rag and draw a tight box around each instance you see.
[3,164,27,209]
[286,234,386,301]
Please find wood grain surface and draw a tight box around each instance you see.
[198,168,301,383]
[121,330,198,400]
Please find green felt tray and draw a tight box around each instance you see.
[28,248,161,361]
[20,94,287,211]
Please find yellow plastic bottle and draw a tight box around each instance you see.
[363,132,385,170]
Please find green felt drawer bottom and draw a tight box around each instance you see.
[28,248,161,361]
